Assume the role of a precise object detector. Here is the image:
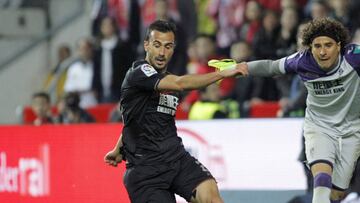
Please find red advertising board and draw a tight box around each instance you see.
[0,124,130,203]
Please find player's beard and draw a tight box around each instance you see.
[152,56,168,72]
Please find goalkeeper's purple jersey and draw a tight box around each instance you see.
[279,44,360,136]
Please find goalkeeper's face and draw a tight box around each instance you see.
[144,30,175,72]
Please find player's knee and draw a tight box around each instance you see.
[191,179,223,203]
[192,192,223,203]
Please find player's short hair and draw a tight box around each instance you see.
[301,17,350,53]
[144,20,177,43]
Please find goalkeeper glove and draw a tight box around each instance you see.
[208,59,237,71]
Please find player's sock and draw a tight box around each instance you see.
[312,173,332,203]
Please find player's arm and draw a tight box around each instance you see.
[207,58,285,78]
[212,59,284,78]
[156,63,248,91]
[246,59,285,77]
[104,133,123,167]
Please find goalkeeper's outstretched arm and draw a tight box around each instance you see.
[246,59,284,77]
[208,58,284,78]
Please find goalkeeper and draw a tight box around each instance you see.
[211,18,360,203]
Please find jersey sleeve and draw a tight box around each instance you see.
[129,64,165,91]
[281,51,304,74]
[344,44,360,75]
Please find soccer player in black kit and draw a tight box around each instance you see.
[104,20,247,203]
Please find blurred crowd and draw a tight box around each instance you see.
[28,0,360,125]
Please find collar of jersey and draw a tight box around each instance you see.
[325,55,342,75]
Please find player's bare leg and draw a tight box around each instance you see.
[190,179,223,203]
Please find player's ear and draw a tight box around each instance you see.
[144,40,149,52]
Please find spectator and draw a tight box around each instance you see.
[31,92,54,125]
[281,0,298,9]
[185,39,200,74]
[180,34,234,113]
[90,0,108,37]
[253,9,280,60]
[305,0,331,20]
[207,0,247,56]
[229,40,255,117]
[106,0,140,57]
[277,22,308,118]
[93,16,135,103]
[329,0,352,32]
[257,0,282,12]
[43,44,73,103]
[251,9,281,104]
[237,0,262,45]
[154,0,188,75]
[275,7,300,109]
[189,83,239,120]
[195,0,217,36]
[56,92,95,124]
[64,37,97,108]
[280,0,305,20]
[275,7,299,59]
[176,0,197,44]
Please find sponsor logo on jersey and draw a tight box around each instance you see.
[312,79,344,95]
[157,93,179,116]
[141,64,157,77]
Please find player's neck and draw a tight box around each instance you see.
[322,55,341,73]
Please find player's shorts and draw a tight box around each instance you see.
[123,152,214,203]
[304,127,360,189]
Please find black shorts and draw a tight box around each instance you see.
[123,152,214,203]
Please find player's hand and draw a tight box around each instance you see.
[233,62,249,77]
[104,149,123,167]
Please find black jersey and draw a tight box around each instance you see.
[120,60,186,165]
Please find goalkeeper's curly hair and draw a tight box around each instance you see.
[301,18,350,54]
